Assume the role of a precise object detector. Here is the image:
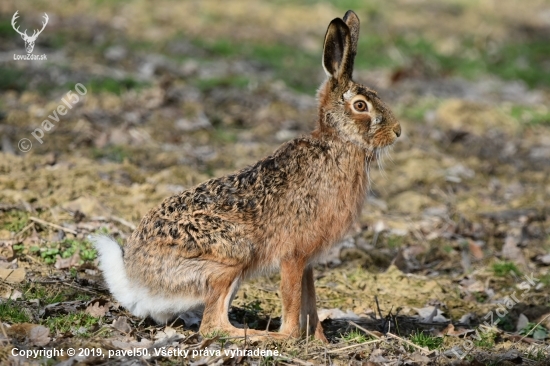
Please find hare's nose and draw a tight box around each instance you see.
[392,124,401,138]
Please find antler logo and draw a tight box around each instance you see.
[11,11,49,54]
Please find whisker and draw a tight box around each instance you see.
[365,150,375,193]
[385,145,394,164]
[376,148,387,179]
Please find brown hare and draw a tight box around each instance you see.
[92,10,400,342]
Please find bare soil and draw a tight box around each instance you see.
[0,0,549,364]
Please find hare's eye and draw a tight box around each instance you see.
[353,100,368,112]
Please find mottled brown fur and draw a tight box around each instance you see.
[112,10,400,341]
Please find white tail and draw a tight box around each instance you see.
[90,235,135,308]
[91,235,203,323]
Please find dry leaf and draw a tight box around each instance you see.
[29,325,50,347]
[154,326,177,340]
[0,243,15,260]
[409,352,431,363]
[516,313,529,332]
[465,280,485,293]
[41,300,87,318]
[536,313,550,329]
[318,308,359,322]
[468,240,484,260]
[0,268,26,283]
[7,323,36,342]
[55,251,81,269]
[369,348,389,363]
[112,338,153,350]
[414,306,449,322]
[439,323,473,337]
[458,313,476,325]
[112,316,132,334]
[536,254,550,265]
[503,334,538,344]
[0,284,22,300]
[501,232,527,266]
[86,301,108,318]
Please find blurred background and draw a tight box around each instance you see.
[0,0,550,349]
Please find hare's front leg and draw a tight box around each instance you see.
[279,259,307,338]
[301,266,328,342]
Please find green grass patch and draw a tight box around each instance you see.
[539,274,550,287]
[525,346,548,361]
[211,126,238,144]
[398,98,441,122]
[91,145,131,163]
[0,67,29,92]
[0,299,32,323]
[86,76,148,95]
[29,238,97,265]
[22,283,92,305]
[472,329,497,348]
[0,210,29,233]
[386,235,404,249]
[492,261,521,277]
[490,40,550,88]
[409,331,443,350]
[43,312,99,337]
[189,17,548,92]
[519,323,548,340]
[190,37,319,93]
[203,329,230,339]
[341,329,372,343]
[0,19,15,38]
[192,38,236,58]
[509,105,550,126]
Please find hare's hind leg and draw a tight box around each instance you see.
[301,266,328,342]
[199,269,241,335]
[199,269,289,341]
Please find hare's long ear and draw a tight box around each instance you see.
[343,10,360,61]
[322,18,353,83]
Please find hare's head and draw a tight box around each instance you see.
[317,11,401,152]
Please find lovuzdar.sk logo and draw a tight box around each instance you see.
[11,10,48,60]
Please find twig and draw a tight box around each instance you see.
[278,354,314,366]
[386,332,430,355]
[30,279,67,284]
[326,339,381,354]
[90,216,136,231]
[244,320,248,347]
[375,296,383,319]
[0,322,10,342]
[29,216,77,235]
[110,216,136,231]
[265,316,272,333]
[0,321,9,344]
[348,321,381,340]
[306,314,309,356]
[62,281,100,294]
[519,314,550,343]
[15,222,34,238]
[25,254,42,265]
